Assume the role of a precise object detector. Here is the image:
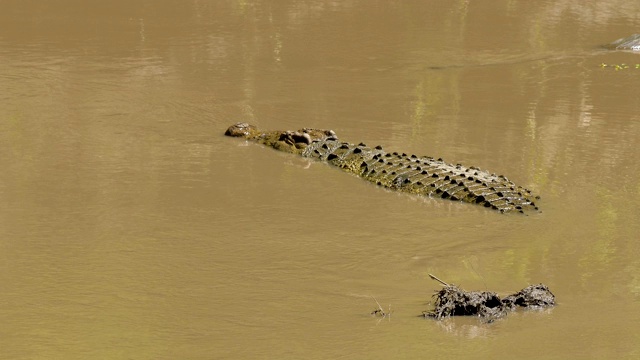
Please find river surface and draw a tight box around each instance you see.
[2,1,640,359]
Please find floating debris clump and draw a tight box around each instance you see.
[502,284,555,309]
[423,275,555,322]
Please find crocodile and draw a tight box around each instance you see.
[225,123,539,214]
[604,34,640,51]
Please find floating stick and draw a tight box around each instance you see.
[428,273,450,287]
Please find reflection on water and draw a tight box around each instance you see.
[1,0,640,359]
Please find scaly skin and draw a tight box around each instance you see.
[225,123,540,214]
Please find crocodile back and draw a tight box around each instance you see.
[303,138,539,214]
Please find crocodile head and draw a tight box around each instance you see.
[225,122,259,138]
[225,122,338,154]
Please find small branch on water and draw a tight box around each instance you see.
[428,273,450,287]
[370,296,391,321]
[371,296,385,316]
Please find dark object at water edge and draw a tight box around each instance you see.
[604,34,640,51]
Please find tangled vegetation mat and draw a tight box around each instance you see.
[423,275,555,321]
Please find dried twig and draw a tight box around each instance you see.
[428,273,449,287]
[371,296,386,317]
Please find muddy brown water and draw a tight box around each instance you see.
[2,1,640,359]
